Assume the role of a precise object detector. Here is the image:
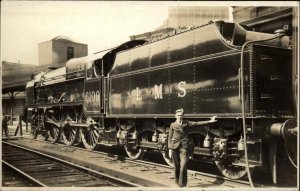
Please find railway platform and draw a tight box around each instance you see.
[2,120,31,141]
[2,121,253,188]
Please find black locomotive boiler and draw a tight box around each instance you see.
[25,21,297,183]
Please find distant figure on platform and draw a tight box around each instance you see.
[2,114,10,140]
[168,108,217,187]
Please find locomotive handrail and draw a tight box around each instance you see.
[238,68,247,102]
[240,32,286,188]
[238,68,241,101]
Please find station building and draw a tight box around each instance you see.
[130,6,230,41]
[232,7,294,35]
[130,6,295,43]
[39,36,87,66]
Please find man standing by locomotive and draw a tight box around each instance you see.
[168,109,216,187]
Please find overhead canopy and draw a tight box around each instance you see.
[2,64,46,94]
[2,61,66,94]
[2,80,29,94]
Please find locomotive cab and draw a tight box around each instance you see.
[84,40,148,115]
[25,71,46,106]
[84,49,116,115]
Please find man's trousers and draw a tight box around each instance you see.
[171,146,188,187]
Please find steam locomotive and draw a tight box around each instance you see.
[25,21,297,184]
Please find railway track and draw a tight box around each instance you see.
[2,164,41,187]
[4,137,270,188]
[56,139,268,187]
[2,141,142,187]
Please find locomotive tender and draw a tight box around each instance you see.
[25,21,297,183]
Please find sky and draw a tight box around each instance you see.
[1,1,298,65]
[1,1,170,65]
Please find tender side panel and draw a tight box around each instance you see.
[192,53,248,115]
[109,52,251,117]
[150,39,169,67]
[251,45,294,117]
[130,44,150,71]
[169,30,195,63]
[110,23,236,77]
[194,24,234,57]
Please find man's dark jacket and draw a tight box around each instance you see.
[168,120,192,150]
[168,119,212,150]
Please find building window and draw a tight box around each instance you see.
[67,47,74,60]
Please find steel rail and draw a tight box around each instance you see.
[2,160,47,187]
[19,137,258,187]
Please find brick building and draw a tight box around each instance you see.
[39,36,87,66]
[131,6,230,41]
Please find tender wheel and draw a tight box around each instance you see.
[214,133,250,179]
[125,131,150,160]
[215,161,248,179]
[162,150,173,166]
[125,146,144,160]
[80,125,100,150]
[62,125,79,146]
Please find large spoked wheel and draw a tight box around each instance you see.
[125,132,149,160]
[162,149,173,166]
[61,111,80,146]
[215,161,249,179]
[47,124,61,143]
[62,124,79,146]
[45,114,61,143]
[125,146,144,160]
[214,133,251,179]
[80,125,100,150]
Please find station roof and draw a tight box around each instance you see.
[2,61,66,94]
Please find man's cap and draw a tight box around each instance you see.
[175,108,184,114]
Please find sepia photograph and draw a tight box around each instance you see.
[1,1,299,190]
